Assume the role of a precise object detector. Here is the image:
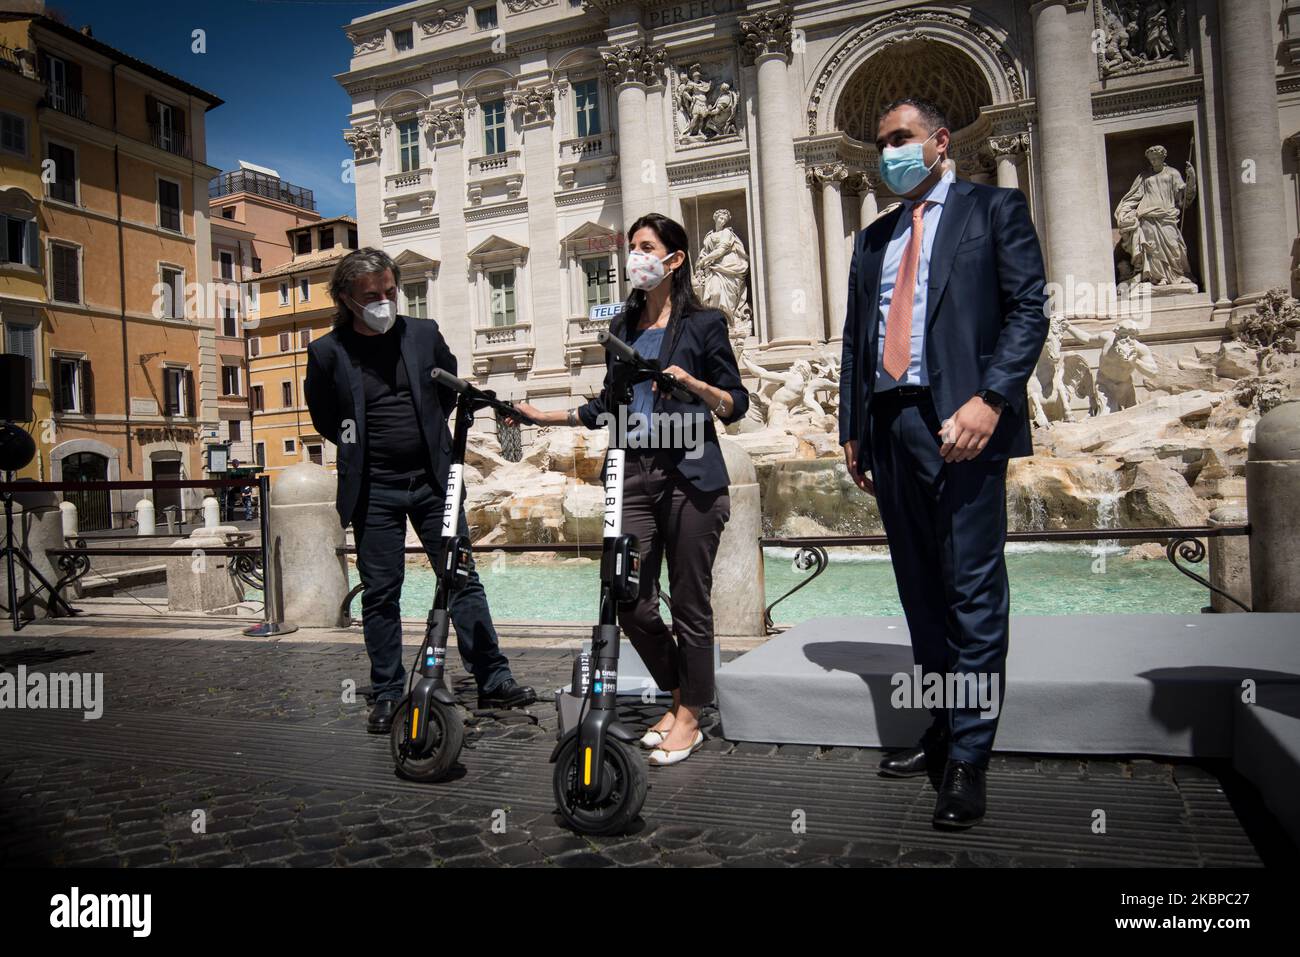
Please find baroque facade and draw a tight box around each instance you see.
[338,0,1295,420]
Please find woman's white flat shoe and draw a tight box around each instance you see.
[648,731,705,767]
[640,729,669,749]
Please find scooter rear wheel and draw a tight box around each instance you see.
[390,697,464,782]
[552,736,647,835]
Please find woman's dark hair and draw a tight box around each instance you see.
[619,212,703,354]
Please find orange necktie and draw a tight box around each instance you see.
[882,201,928,381]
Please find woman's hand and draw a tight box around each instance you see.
[507,401,547,427]
[656,364,699,396]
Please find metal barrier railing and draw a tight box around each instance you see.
[0,473,294,636]
[759,525,1252,631]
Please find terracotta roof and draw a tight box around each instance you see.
[251,248,350,281]
[288,215,357,235]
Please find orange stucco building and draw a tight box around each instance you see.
[0,7,223,529]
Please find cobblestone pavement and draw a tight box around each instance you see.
[0,620,1284,868]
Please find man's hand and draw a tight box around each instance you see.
[842,440,875,496]
[940,396,1002,463]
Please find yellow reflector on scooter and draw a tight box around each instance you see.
[583,747,592,785]
[411,707,420,739]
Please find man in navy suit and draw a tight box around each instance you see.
[305,249,535,735]
[839,98,1048,828]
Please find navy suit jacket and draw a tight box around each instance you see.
[576,305,749,493]
[305,315,458,528]
[839,179,1048,476]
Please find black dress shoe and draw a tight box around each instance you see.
[477,678,537,710]
[933,759,986,830]
[879,730,948,778]
[367,699,399,735]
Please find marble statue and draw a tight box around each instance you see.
[693,209,752,337]
[1065,319,1158,414]
[1114,145,1197,288]
[739,351,834,431]
[675,63,739,142]
[1028,316,1096,427]
[1098,1,1186,74]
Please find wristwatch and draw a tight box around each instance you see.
[975,389,1006,412]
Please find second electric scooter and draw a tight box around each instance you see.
[390,368,533,782]
[550,327,696,834]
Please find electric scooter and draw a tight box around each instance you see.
[390,368,533,782]
[550,328,696,834]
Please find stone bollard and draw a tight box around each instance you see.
[165,532,242,612]
[59,500,77,538]
[202,496,219,530]
[1246,401,1300,612]
[136,498,155,536]
[1208,504,1251,613]
[713,436,766,637]
[8,483,64,621]
[270,462,349,627]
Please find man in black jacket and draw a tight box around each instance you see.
[305,248,535,733]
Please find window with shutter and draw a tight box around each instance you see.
[80,359,94,414]
[0,112,26,156]
[46,142,75,203]
[4,324,37,382]
[51,243,79,303]
[184,368,195,417]
[158,179,181,232]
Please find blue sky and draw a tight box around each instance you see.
[45,0,391,217]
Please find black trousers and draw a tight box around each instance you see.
[868,390,1010,768]
[618,451,730,708]
[351,471,513,700]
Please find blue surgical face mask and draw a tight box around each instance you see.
[879,130,941,196]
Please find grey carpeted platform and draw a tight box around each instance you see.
[1233,682,1300,846]
[715,614,1300,757]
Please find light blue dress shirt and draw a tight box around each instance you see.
[874,168,956,391]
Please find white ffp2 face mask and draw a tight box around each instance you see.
[350,297,396,334]
[626,250,675,291]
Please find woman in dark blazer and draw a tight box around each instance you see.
[515,212,748,766]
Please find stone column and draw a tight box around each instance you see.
[712,437,765,637]
[1208,504,1251,613]
[1030,0,1114,308]
[1246,402,1300,612]
[427,105,472,363]
[512,85,563,372]
[742,7,820,346]
[990,133,1027,191]
[344,123,384,250]
[1219,0,1290,302]
[813,163,851,341]
[856,174,879,227]
[603,43,665,231]
[272,462,349,627]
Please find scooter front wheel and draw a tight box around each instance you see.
[390,697,464,782]
[552,736,647,835]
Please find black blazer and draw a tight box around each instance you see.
[305,315,458,528]
[839,179,1049,476]
[576,305,748,493]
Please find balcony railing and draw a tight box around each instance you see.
[558,132,610,163]
[468,149,521,180]
[209,170,317,212]
[0,43,36,78]
[43,84,87,120]
[385,167,432,194]
[149,122,191,158]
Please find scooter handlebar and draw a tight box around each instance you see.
[596,331,695,403]
[430,367,470,394]
[430,367,536,425]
